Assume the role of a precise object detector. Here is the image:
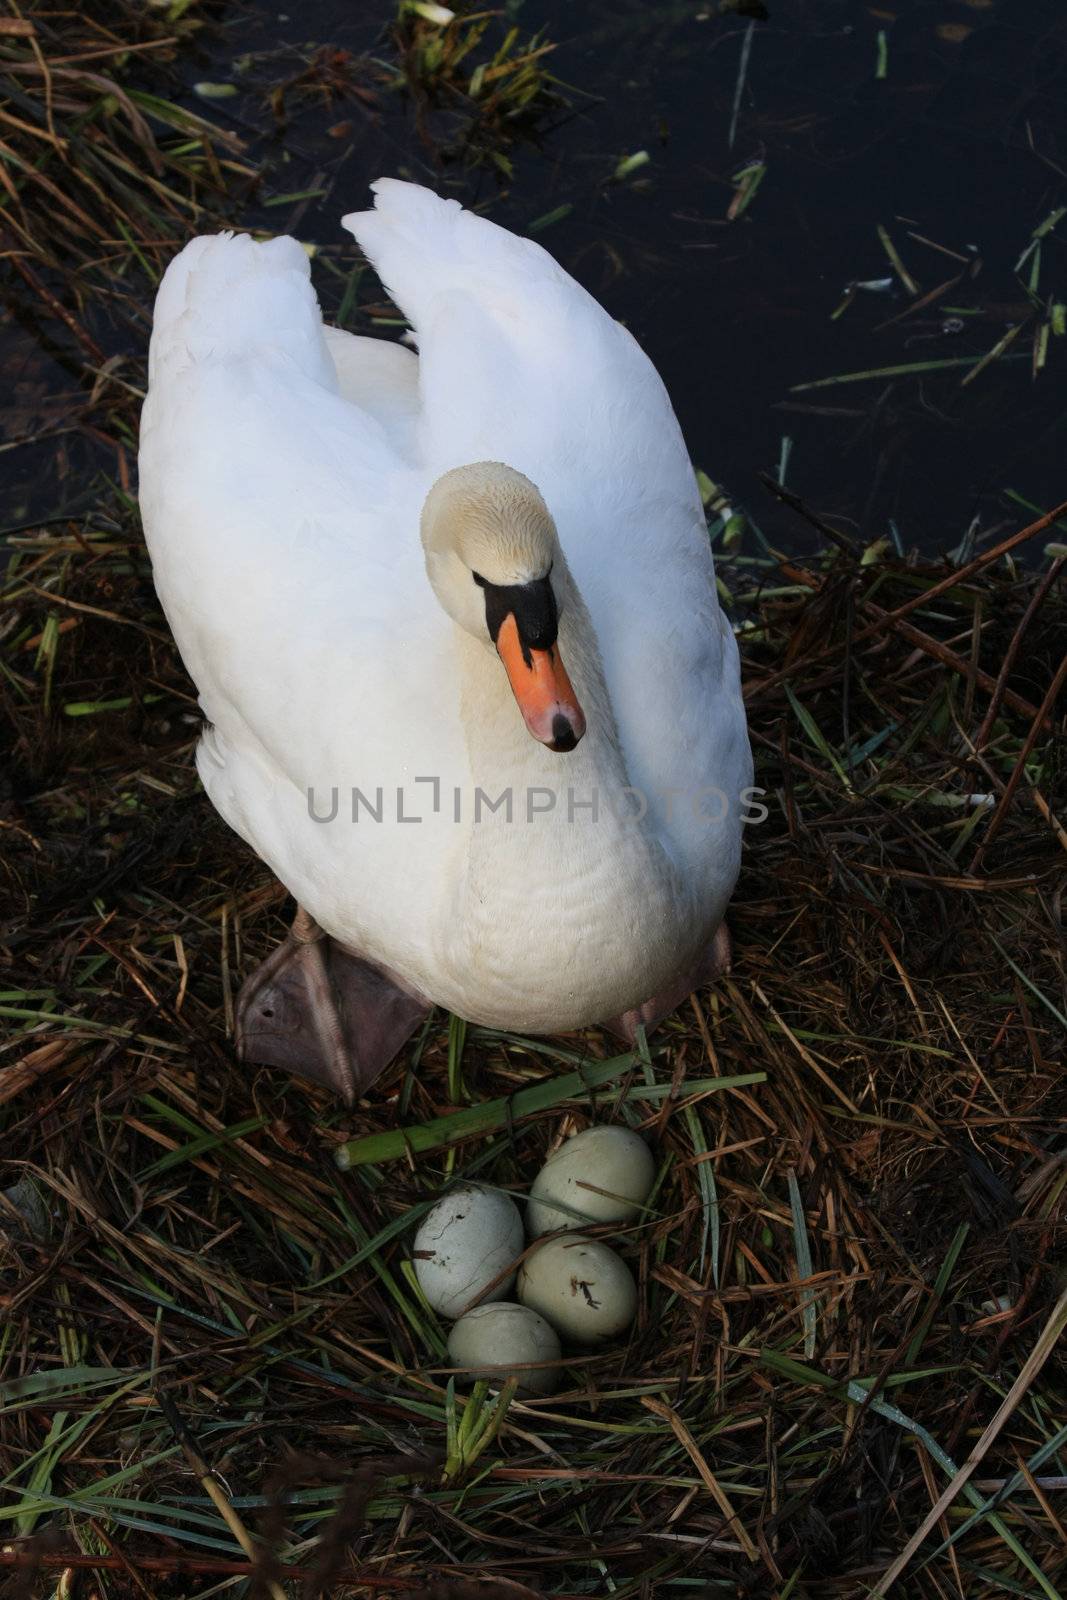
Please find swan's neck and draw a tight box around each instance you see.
[447,576,701,1026]
[455,580,631,824]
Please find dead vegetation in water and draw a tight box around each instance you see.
[0,0,567,531]
[2,5,1067,1600]
[0,0,254,530]
[389,1,568,178]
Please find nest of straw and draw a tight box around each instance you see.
[2,5,1066,1599]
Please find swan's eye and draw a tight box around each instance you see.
[472,571,486,587]
[478,572,558,656]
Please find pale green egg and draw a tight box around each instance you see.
[518,1235,637,1345]
[526,1126,654,1237]
[447,1302,561,1396]
[413,1185,523,1319]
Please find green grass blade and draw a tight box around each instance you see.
[786,1169,817,1359]
[335,1063,764,1168]
[905,1222,969,1366]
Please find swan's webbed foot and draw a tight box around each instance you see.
[603,922,732,1046]
[235,907,430,1106]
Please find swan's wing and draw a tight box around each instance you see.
[139,232,459,828]
[342,181,696,525]
[343,181,751,875]
[147,231,338,393]
[320,328,420,461]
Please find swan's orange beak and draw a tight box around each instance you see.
[496,613,586,752]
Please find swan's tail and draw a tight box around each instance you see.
[148,232,334,389]
[342,178,566,336]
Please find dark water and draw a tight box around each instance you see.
[5,0,1067,559]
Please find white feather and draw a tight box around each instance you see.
[138,181,752,1029]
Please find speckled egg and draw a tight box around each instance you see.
[413,1185,524,1319]
[447,1302,562,1396]
[525,1126,655,1237]
[517,1235,637,1344]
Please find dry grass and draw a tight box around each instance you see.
[2,5,1067,1599]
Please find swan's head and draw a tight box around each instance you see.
[421,462,586,752]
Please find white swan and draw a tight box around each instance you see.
[138,180,752,1102]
